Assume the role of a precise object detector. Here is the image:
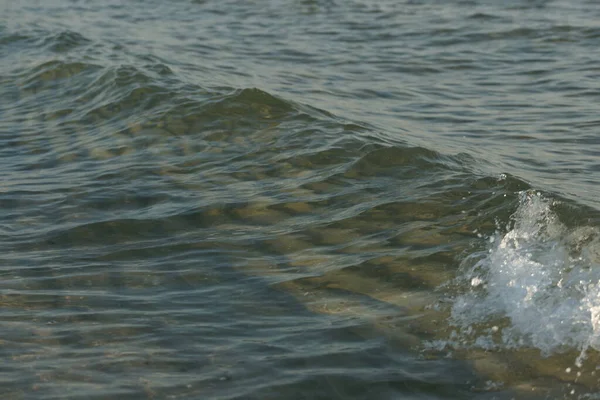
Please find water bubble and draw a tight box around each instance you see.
[471,277,484,287]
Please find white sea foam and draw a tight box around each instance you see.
[448,191,600,366]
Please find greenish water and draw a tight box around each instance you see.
[2,1,600,399]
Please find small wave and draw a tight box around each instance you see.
[466,12,504,21]
[19,60,100,89]
[343,145,457,179]
[42,30,90,53]
[0,32,35,47]
[445,191,600,367]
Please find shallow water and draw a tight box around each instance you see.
[2,0,600,399]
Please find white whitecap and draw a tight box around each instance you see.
[448,191,600,366]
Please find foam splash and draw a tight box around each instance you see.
[448,191,600,366]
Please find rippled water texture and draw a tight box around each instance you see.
[2,0,600,399]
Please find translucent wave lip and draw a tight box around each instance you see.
[448,191,600,367]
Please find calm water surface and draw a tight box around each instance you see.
[2,0,600,399]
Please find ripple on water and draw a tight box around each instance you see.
[3,1,600,398]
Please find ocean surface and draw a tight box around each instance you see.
[2,0,600,399]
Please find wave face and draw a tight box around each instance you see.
[3,1,600,399]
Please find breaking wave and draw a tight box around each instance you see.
[446,191,600,367]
